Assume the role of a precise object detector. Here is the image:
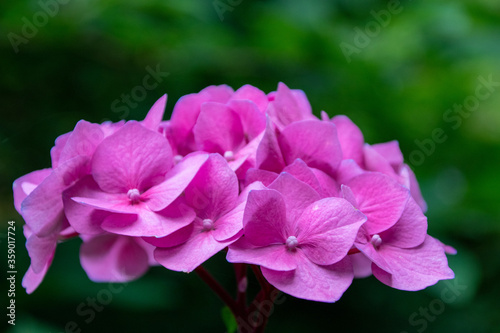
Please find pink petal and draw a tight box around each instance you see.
[341,185,358,207]
[261,254,353,303]
[279,120,342,177]
[230,84,269,113]
[244,168,278,187]
[282,159,328,197]
[184,153,238,220]
[331,115,364,166]
[22,260,51,294]
[154,223,235,273]
[371,140,403,170]
[92,121,173,193]
[256,119,285,173]
[50,132,71,168]
[227,131,264,174]
[142,94,167,130]
[143,222,194,248]
[63,176,113,234]
[371,235,455,291]
[13,168,51,214]
[347,172,410,235]
[228,99,266,141]
[194,102,245,153]
[58,120,105,165]
[227,236,297,271]
[335,159,365,185]
[212,201,245,241]
[401,165,428,212]
[101,198,195,237]
[143,152,209,212]
[351,252,373,278]
[311,168,339,197]
[266,82,313,129]
[80,234,150,282]
[21,156,88,237]
[26,233,57,274]
[295,197,366,265]
[242,189,288,246]
[380,197,428,248]
[268,172,320,223]
[363,144,397,176]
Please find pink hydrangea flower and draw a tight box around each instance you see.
[151,154,263,272]
[66,121,207,237]
[341,172,454,290]
[227,173,366,302]
[80,233,157,282]
[323,113,427,211]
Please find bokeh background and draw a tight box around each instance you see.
[1,0,500,332]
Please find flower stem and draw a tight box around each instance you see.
[194,265,238,315]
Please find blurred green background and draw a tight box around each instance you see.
[1,0,499,332]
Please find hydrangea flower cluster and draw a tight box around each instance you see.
[14,83,454,308]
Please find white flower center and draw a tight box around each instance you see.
[202,218,215,231]
[370,234,383,248]
[286,236,299,251]
[127,188,141,204]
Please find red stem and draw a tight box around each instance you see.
[194,265,238,315]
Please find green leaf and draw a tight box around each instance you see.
[221,306,237,333]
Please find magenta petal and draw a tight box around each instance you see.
[228,99,266,141]
[311,168,339,197]
[72,193,140,214]
[58,120,105,164]
[371,235,455,291]
[50,132,71,168]
[63,176,111,234]
[80,234,150,282]
[363,144,397,176]
[380,197,428,248]
[256,119,285,173]
[371,141,403,170]
[268,172,321,223]
[355,241,393,274]
[351,252,373,278]
[21,156,88,237]
[267,82,313,129]
[154,225,234,273]
[144,152,209,212]
[341,185,358,207]
[227,236,297,271]
[243,189,287,246]
[92,121,173,193]
[101,198,195,237]
[347,173,410,235]
[244,168,278,187]
[279,120,342,177]
[295,198,366,266]
[230,84,269,112]
[185,153,238,220]
[142,94,167,130]
[143,222,195,248]
[402,165,428,212]
[212,201,245,241]
[227,131,264,173]
[22,261,51,294]
[26,233,57,274]
[261,254,353,303]
[282,159,328,197]
[335,159,365,185]
[331,115,364,166]
[13,168,51,214]
[194,102,245,153]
